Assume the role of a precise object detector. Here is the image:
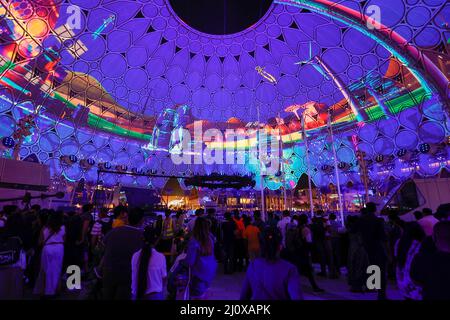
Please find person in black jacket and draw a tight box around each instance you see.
[356,202,388,300]
[411,221,450,300]
[310,210,328,277]
[220,212,236,274]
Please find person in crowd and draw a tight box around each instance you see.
[101,207,144,300]
[327,213,341,278]
[311,210,329,277]
[206,208,221,260]
[435,203,450,221]
[80,204,94,272]
[131,226,166,300]
[296,214,324,292]
[90,207,112,266]
[0,212,27,299]
[153,214,163,236]
[240,226,303,300]
[277,210,296,248]
[33,210,65,298]
[243,215,260,261]
[266,211,278,228]
[206,208,219,239]
[281,214,298,261]
[0,211,27,247]
[0,209,7,229]
[159,209,175,254]
[112,205,128,229]
[411,221,450,300]
[323,212,339,279]
[221,211,236,274]
[64,211,84,272]
[386,212,403,279]
[232,210,246,271]
[182,217,217,299]
[166,236,189,300]
[417,207,439,236]
[187,208,204,234]
[27,209,49,287]
[395,221,425,300]
[356,202,389,300]
[346,214,369,293]
[91,207,112,244]
[174,209,186,234]
[252,210,265,231]
[413,210,423,221]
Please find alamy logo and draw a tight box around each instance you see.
[66,265,81,290]
[366,265,381,290]
[366,5,381,30]
[66,5,82,30]
[170,122,281,175]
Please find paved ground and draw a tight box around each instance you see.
[21,264,403,300]
[206,265,403,300]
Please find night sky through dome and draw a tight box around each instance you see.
[0,0,448,191]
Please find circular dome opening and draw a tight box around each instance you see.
[168,0,273,35]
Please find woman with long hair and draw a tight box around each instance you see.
[33,210,65,298]
[240,226,303,300]
[131,226,167,300]
[182,217,217,299]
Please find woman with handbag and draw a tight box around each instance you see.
[33,211,65,298]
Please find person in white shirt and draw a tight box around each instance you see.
[131,226,167,300]
[34,211,65,297]
[277,210,297,247]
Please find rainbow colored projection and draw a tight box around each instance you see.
[0,0,448,191]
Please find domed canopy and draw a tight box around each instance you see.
[0,0,448,189]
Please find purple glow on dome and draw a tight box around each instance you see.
[0,0,447,191]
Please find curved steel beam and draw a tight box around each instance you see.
[276,0,449,105]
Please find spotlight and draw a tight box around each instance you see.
[1,137,15,148]
[98,162,111,170]
[338,162,350,170]
[115,165,128,172]
[396,149,407,158]
[80,158,95,170]
[60,155,77,165]
[418,143,431,154]
[131,167,141,174]
[375,155,384,163]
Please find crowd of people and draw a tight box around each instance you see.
[0,201,449,300]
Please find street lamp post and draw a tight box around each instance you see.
[327,109,345,227]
